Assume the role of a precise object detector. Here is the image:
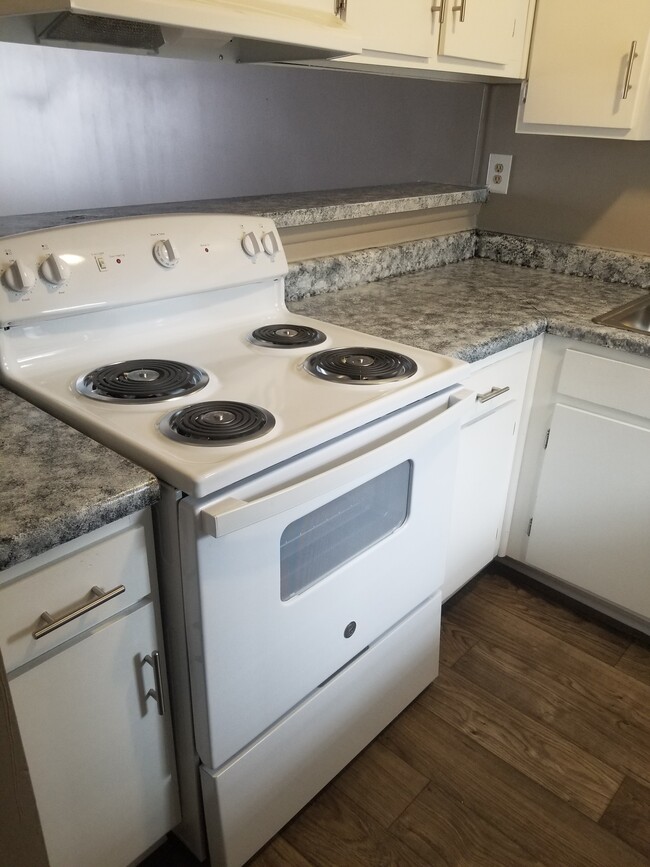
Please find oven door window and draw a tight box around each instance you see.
[280,461,412,600]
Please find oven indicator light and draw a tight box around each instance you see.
[116,258,122,264]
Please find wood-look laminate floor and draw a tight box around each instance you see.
[142,570,650,867]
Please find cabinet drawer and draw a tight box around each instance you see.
[465,348,531,421]
[558,349,650,420]
[0,519,153,672]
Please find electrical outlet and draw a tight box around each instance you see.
[486,153,513,194]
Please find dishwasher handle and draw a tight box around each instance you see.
[201,389,472,539]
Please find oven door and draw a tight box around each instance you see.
[178,387,471,771]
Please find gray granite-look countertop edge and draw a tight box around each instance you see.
[477,231,650,289]
[286,232,476,300]
[1,389,160,571]
[289,258,650,363]
[0,183,487,236]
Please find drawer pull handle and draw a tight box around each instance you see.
[431,0,446,24]
[451,0,467,22]
[622,40,638,100]
[33,584,126,639]
[476,385,510,403]
[143,651,165,716]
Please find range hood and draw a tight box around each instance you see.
[0,0,361,62]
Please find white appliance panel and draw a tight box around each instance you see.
[179,389,466,770]
[200,595,440,867]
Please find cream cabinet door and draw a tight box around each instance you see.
[279,0,342,16]
[438,0,531,65]
[345,0,436,58]
[525,405,650,618]
[444,400,519,602]
[443,343,534,602]
[521,0,650,129]
[9,603,180,867]
[334,0,533,78]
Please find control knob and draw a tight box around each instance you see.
[261,231,279,257]
[39,253,70,287]
[241,232,261,258]
[153,239,180,269]
[2,259,36,293]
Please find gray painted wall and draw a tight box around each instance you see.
[0,42,485,217]
[478,85,650,255]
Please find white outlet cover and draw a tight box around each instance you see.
[486,153,513,194]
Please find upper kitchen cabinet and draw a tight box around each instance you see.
[329,0,535,80]
[343,0,434,59]
[0,0,361,63]
[517,0,650,138]
[436,0,532,68]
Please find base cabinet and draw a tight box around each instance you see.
[509,337,650,624]
[444,341,535,601]
[445,399,519,600]
[525,404,650,617]
[1,512,180,867]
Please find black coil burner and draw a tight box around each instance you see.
[305,347,417,384]
[250,324,327,348]
[160,401,275,445]
[77,359,209,403]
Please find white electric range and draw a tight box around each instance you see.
[0,214,470,866]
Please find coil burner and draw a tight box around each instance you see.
[77,359,209,403]
[305,347,417,384]
[160,401,275,445]
[250,324,327,348]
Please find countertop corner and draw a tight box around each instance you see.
[1,388,159,571]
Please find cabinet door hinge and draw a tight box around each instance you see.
[527,517,533,536]
[544,428,550,449]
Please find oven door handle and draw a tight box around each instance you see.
[200,389,473,538]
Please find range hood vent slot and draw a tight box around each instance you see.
[39,12,165,53]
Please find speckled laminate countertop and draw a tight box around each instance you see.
[289,259,650,362]
[1,389,159,571]
[3,255,647,572]
[0,183,486,237]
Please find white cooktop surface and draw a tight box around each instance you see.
[0,214,465,497]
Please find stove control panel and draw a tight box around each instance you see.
[0,214,288,327]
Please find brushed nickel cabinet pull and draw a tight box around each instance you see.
[33,584,126,639]
[431,0,446,24]
[335,0,347,17]
[476,385,510,403]
[451,0,467,22]
[622,40,638,99]
[143,651,165,716]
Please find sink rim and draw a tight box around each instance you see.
[592,292,650,336]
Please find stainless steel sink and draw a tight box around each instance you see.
[593,293,650,335]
